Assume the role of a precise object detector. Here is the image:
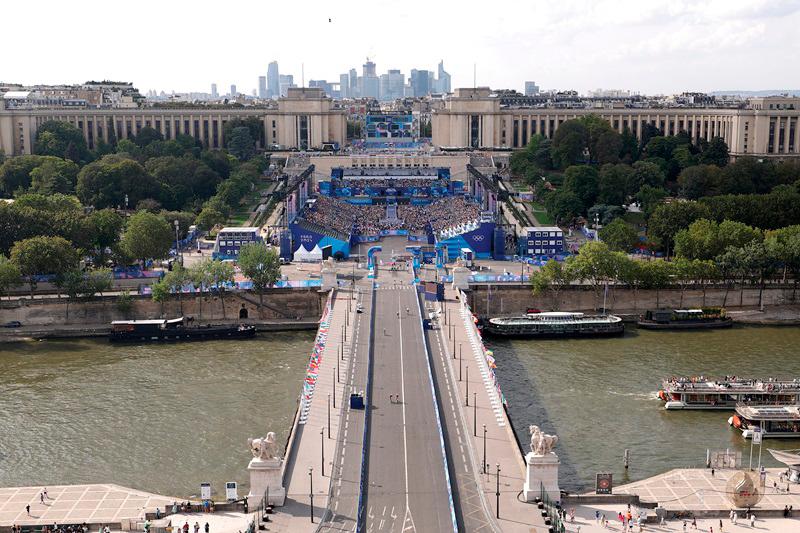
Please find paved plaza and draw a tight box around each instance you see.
[0,484,173,527]
[615,468,800,513]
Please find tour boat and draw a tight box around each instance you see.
[659,377,800,410]
[483,311,624,338]
[110,317,256,342]
[637,308,733,330]
[729,404,800,439]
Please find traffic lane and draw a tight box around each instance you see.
[398,288,454,531]
[364,287,406,532]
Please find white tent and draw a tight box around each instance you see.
[308,244,324,261]
[293,244,312,262]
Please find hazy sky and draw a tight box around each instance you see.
[5,0,800,95]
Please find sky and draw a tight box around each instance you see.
[4,0,800,96]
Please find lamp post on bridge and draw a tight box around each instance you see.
[327,395,331,439]
[473,392,477,437]
[465,366,469,406]
[495,463,501,519]
[482,424,487,474]
[320,428,325,476]
[308,467,314,523]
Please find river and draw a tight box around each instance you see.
[488,325,800,493]
[0,333,312,499]
[3,325,799,498]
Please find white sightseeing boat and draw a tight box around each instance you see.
[484,311,624,338]
[659,377,800,410]
[729,404,800,439]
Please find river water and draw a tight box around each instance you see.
[0,333,312,499]
[2,326,799,498]
[488,325,800,492]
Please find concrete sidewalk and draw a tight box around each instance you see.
[437,288,549,532]
[268,290,358,532]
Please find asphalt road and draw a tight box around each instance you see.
[362,268,454,532]
[319,282,372,532]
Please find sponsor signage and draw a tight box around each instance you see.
[596,473,613,494]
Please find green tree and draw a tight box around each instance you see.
[134,126,164,148]
[0,254,22,298]
[10,236,79,296]
[677,164,722,200]
[120,211,173,265]
[597,164,633,205]
[195,206,227,232]
[551,119,588,168]
[160,264,192,315]
[34,121,90,163]
[28,157,80,195]
[530,259,575,310]
[647,201,712,256]
[584,115,622,165]
[599,218,639,252]
[638,259,673,308]
[199,258,235,318]
[562,165,599,209]
[543,189,584,225]
[570,241,618,310]
[227,127,256,160]
[76,154,158,209]
[699,137,729,167]
[87,209,124,264]
[628,161,666,193]
[146,156,220,210]
[765,225,800,301]
[674,219,762,260]
[237,242,281,308]
[116,290,134,317]
[150,276,170,317]
[56,268,85,319]
[0,155,48,196]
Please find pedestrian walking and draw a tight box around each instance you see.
[749,514,755,527]
[711,468,715,477]
[40,492,44,504]
[595,510,600,525]
[682,520,687,532]
[25,505,30,516]
[728,509,733,523]
[691,517,697,529]
[719,518,723,531]
[204,523,209,533]
[43,488,48,500]
[732,511,737,525]
[194,522,199,533]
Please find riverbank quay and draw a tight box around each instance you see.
[0,319,319,342]
[0,484,174,529]
[433,286,550,532]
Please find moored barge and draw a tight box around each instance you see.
[483,311,624,338]
[637,308,733,330]
[110,317,256,342]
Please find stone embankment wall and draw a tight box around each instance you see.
[0,288,326,326]
[467,283,797,317]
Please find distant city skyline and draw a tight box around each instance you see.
[3,0,800,96]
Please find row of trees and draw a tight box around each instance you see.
[531,237,800,312]
[151,243,281,317]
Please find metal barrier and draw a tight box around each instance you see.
[540,482,566,533]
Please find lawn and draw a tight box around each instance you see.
[530,201,555,225]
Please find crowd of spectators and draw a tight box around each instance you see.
[334,178,446,190]
[300,195,481,236]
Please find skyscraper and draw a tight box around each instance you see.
[279,74,295,97]
[339,73,349,99]
[258,76,267,98]
[410,70,432,97]
[437,60,451,94]
[267,61,279,99]
[349,68,358,98]
[524,81,540,96]
[230,84,237,97]
[379,69,405,101]
[361,59,379,99]
[211,83,218,98]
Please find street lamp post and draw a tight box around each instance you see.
[174,220,181,266]
[473,393,477,437]
[327,395,331,438]
[308,467,314,523]
[465,366,470,406]
[482,424,487,474]
[459,351,462,381]
[495,463,501,519]
[320,428,325,476]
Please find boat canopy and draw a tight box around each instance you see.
[111,319,167,325]
[768,448,800,466]
[526,312,585,319]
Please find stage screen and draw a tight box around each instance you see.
[365,114,414,139]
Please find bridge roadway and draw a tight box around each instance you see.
[362,269,455,532]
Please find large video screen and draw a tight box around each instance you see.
[365,114,414,139]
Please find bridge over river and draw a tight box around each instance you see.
[268,265,545,532]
